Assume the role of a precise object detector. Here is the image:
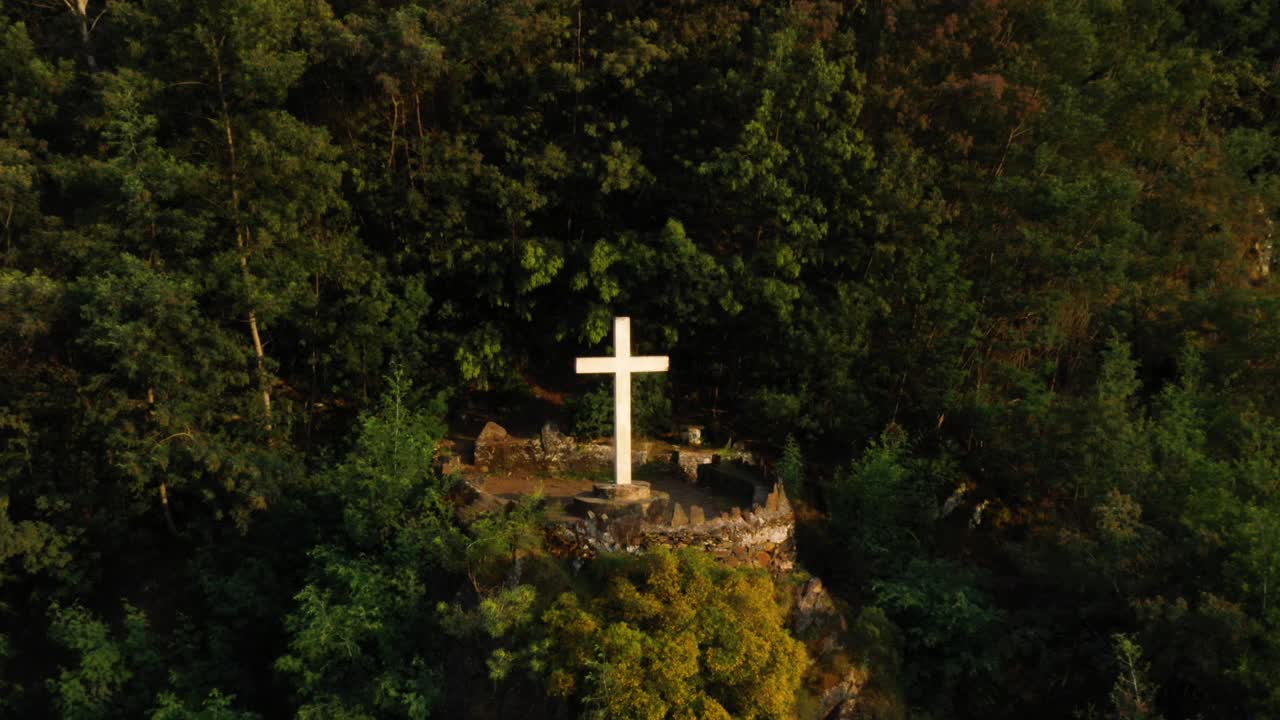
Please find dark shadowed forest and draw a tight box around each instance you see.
[3,1,1280,718]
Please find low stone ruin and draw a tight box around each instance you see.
[670,446,757,482]
[457,419,795,573]
[548,482,796,572]
[464,420,760,476]
[470,420,567,469]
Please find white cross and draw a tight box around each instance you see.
[575,317,669,485]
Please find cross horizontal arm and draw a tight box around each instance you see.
[575,356,669,374]
[626,356,669,373]
[576,357,617,374]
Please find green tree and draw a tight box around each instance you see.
[277,369,459,718]
[45,602,259,720]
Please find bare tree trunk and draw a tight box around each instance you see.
[159,481,179,535]
[63,0,98,72]
[148,388,181,536]
[215,53,273,427]
[3,201,13,264]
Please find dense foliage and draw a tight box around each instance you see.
[3,0,1280,718]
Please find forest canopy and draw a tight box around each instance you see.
[2,0,1279,718]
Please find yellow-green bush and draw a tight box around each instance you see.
[539,548,808,720]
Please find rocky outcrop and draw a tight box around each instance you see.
[792,576,850,668]
[791,577,868,720]
[819,666,868,720]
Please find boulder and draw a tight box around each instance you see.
[474,421,509,467]
[681,426,703,446]
[539,421,575,463]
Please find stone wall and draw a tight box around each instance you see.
[671,447,760,482]
[466,420,760,478]
[471,421,567,469]
[466,420,794,572]
[548,482,796,572]
[469,420,660,471]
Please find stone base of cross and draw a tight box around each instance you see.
[575,317,669,487]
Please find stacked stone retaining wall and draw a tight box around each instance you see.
[548,482,795,572]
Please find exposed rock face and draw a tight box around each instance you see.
[819,666,868,720]
[793,577,847,643]
[790,578,866,720]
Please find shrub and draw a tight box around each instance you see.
[539,548,809,719]
[778,435,804,498]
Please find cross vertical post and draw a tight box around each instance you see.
[613,317,632,485]
[575,317,669,485]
